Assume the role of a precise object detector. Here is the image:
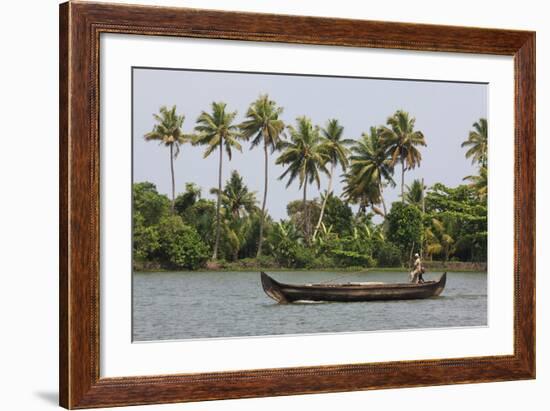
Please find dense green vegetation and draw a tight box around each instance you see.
[134,98,487,271]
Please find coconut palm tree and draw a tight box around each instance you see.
[144,105,192,212]
[425,217,456,262]
[405,179,426,208]
[222,214,256,261]
[462,118,488,168]
[342,127,394,217]
[464,166,488,201]
[405,178,427,256]
[194,102,242,260]
[174,182,201,216]
[312,119,353,240]
[379,110,427,202]
[276,116,329,241]
[239,94,285,257]
[210,170,258,219]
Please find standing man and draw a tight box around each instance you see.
[409,253,424,283]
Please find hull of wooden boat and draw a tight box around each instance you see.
[261,272,447,303]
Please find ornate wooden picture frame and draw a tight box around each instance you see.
[59,1,535,408]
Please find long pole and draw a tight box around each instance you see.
[420,177,425,258]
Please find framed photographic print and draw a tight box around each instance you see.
[59,1,535,409]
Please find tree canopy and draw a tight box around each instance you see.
[134,99,488,271]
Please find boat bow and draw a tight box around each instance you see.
[261,272,289,304]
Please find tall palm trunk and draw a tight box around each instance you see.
[400,158,406,203]
[256,142,269,258]
[213,140,223,260]
[303,182,309,242]
[313,162,334,240]
[170,144,175,213]
[379,181,388,216]
[233,241,239,262]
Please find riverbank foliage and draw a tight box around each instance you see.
[134,99,487,271]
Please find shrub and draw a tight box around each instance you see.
[330,231,375,268]
[374,241,402,267]
[181,199,217,249]
[293,246,316,268]
[331,249,375,268]
[174,183,201,216]
[323,195,353,236]
[386,202,423,260]
[224,256,278,270]
[157,216,210,270]
[255,255,277,268]
[269,238,316,269]
[272,239,301,267]
[309,254,335,269]
[133,213,160,261]
[133,182,170,226]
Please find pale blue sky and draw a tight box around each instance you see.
[133,68,486,220]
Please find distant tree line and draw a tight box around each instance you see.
[134,96,487,271]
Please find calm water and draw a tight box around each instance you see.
[132,271,487,341]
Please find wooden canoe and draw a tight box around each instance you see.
[260,271,447,304]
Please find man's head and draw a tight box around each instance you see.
[414,253,419,258]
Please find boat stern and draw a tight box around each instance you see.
[433,272,447,296]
